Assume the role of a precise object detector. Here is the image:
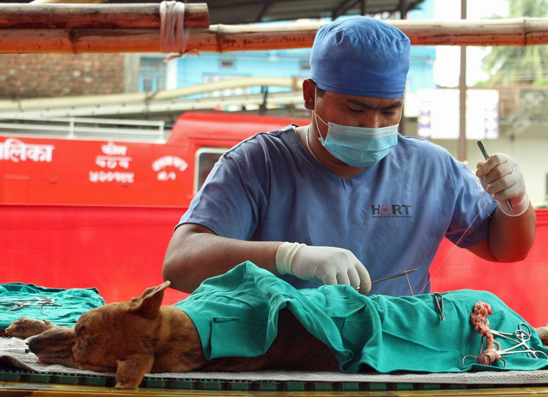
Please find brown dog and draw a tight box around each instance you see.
[5,281,338,389]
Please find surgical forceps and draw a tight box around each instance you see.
[0,297,61,315]
[462,322,548,368]
[433,293,444,321]
[491,323,548,359]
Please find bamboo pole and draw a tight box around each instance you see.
[0,3,210,29]
[0,77,304,112]
[31,0,108,4]
[2,18,548,53]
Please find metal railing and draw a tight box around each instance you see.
[0,117,166,142]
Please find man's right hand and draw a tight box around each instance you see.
[276,242,371,294]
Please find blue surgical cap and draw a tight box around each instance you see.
[310,17,410,99]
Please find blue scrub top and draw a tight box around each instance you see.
[178,125,497,295]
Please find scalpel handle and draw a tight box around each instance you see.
[477,141,513,212]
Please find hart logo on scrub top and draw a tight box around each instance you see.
[371,203,412,218]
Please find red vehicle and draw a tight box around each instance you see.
[0,112,309,206]
[0,112,547,327]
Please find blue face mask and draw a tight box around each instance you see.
[314,111,399,168]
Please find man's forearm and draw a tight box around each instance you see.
[488,204,536,262]
[163,225,282,293]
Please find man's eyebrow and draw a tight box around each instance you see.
[346,99,403,110]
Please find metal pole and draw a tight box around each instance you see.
[69,117,75,139]
[399,0,407,135]
[361,0,367,16]
[458,0,467,162]
[399,0,407,19]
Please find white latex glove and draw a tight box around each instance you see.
[476,153,530,217]
[276,242,371,294]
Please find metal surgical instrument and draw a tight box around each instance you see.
[462,322,548,368]
[433,293,445,321]
[371,269,417,285]
[477,140,513,212]
[356,269,418,291]
[0,297,61,315]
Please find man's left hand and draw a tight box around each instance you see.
[476,153,529,216]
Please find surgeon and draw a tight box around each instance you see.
[163,17,536,295]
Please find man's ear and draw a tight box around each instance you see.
[302,78,317,111]
[130,281,171,319]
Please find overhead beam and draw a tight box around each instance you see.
[32,0,108,3]
[0,76,305,113]
[1,18,548,53]
[0,91,305,119]
[0,3,210,29]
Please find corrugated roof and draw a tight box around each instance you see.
[1,0,427,25]
[200,0,427,24]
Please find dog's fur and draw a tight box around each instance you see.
[5,282,339,389]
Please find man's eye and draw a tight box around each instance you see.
[347,107,362,113]
[384,111,396,116]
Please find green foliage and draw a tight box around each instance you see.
[533,75,548,85]
[481,0,548,86]
[473,79,496,87]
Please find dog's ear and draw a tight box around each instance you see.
[130,281,171,319]
[115,353,154,390]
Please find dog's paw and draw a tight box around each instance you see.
[114,382,140,390]
[5,318,57,339]
[115,354,153,391]
[537,325,548,346]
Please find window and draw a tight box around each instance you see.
[194,148,229,194]
[300,60,311,71]
[139,57,167,92]
[220,59,235,69]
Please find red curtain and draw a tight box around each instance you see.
[431,210,548,327]
[0,204,189,305]
[1,204,546,327]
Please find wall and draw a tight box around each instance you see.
[0,54,125,100]
[447,137,548,205]
[167,47,436,97]
[175,51,311,96]
[405,118,548,204]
